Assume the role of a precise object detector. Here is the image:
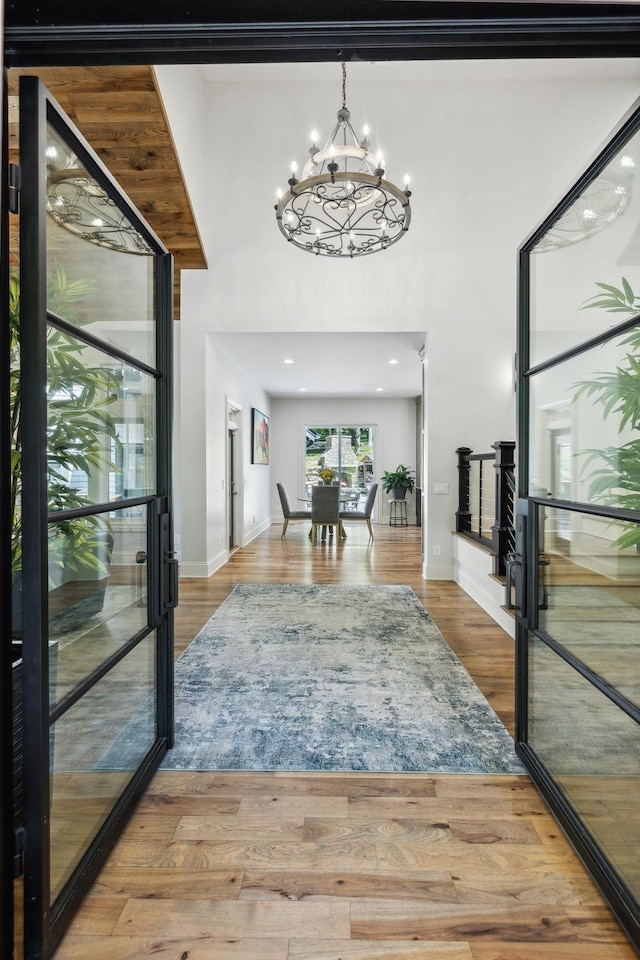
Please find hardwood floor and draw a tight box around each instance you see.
[48,523,636,958]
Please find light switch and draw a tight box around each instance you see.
[433,483,449,495]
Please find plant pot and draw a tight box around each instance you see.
[391,487,407,500]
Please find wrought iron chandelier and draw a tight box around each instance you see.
[535,172,631,254]
[46,143,152,255]
[274,62,412,258]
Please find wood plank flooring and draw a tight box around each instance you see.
[48,523,636,958]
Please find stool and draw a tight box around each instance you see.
[388,499,408,526]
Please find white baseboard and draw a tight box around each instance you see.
[180,518,273,577]
[179,548,227,579]
[422,561,455,580]
[244,517,273,545]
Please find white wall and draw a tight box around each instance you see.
[154,63,640,579]
[423,326,515,578]
[178,335,271,576]
[153,64,213,256]
[270,397,418,525]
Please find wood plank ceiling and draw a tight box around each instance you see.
[8,65,207,319]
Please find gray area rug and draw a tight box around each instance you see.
[155,583,522,773]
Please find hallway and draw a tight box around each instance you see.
[42,524,634,958]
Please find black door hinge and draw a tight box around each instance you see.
[13,826,25,878]
[9,164,20,215]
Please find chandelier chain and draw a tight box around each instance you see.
[341,61,347,109]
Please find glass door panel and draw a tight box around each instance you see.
[49,505,149,706]
[46,328,157,508]
[528,634,640,902]
[538,505,640,704]
[19,75,174,959]
[49,629,157,900]
[529,328,640,509]
[528,121,640,369]
[305,426,338,491]
[518,94,640,952]
[45,123,156,367]
[305,425,376,511]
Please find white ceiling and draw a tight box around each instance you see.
[211,331,425,398]
[188,57,640,401]
[200,58,640,83]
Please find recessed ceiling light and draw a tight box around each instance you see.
[621,155,636,168]
[283,358,295,364]
[388,358,399,365]
[376,387,384,392]
[299,387,307,392]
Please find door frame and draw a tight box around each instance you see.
[515,94,640,953]
[2,28,16,960]
[3,7,640,960]
[15,75,175,959]
[5,3,640,65]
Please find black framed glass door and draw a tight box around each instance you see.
[516,97,640,952]
[16,75,175,959]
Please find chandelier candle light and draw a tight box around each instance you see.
[274,62,412,258]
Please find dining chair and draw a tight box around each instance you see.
[339,482,378,539]
[311,485,342,544]
[277,482,310,539]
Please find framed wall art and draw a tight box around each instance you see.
[251,408,269,464]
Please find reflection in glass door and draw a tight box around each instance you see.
[18,76,175,958]
[517,97,640,951]
[551,428,572,551]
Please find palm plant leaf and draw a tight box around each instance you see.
[576,282,640,549]
[10,261,121,580]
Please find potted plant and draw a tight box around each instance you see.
[574,277,640,548]
[11,261,121,822]
[10,261,121,640]
[320,467,335,484]
[381,464,415,500]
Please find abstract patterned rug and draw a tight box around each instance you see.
[159,583,523,773]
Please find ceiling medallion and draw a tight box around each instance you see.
[274,62,412,259]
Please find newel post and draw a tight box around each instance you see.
[491,441,516,576]
[455,447,472,534]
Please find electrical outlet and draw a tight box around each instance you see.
[218,535,222,546]
[252,515,256,523]
[434,544,441,556]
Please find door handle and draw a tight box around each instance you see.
[164,550,179,609]
[505,553,522,611]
